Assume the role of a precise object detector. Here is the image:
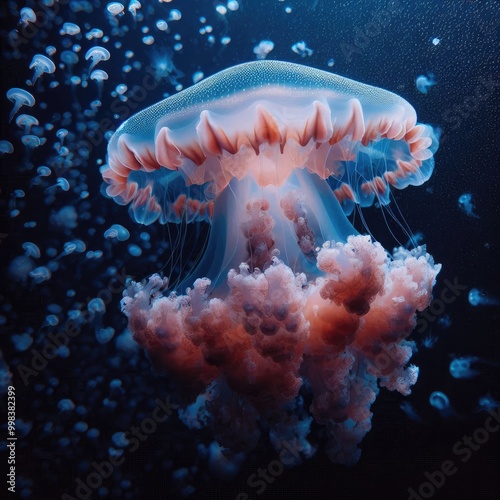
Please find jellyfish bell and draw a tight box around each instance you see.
[28,54,56,86]
[85,46,111,72]
[7,88,35,123]
[416,73,437,94]
[90,69,109,97]
[16,114,39,134]
[104,61,441,465]
[0,140,14,155]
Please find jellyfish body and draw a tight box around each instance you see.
[85,46,110,72]
[450,355,500,379]
[415,73,436,94]
[104,61,441,465]
[429,391,455,417]
[90,70,109,98]
[28,54,56,86]
[469,288,499,306]
[254,40,275,60]
[449,356,480,379]
[7,88,35,123]
[458,193,479,218]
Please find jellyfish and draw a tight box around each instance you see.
[104,223,130,241]
[61,51,80,73]
[450,355,500,379]
[253,40,275,60]
[31,166,52,186]
[292,41,314,57]
[28,54,56,86]
[90,70,109,98]
[415,73,436,94]
[458,193,479,218]
[128,0,141,19]
[22,242,41,259]
[45,177,71,193]
[6,88,35,123]
[429,391,455,417]
[85,46,110,72]
[400,401,424,423]
[468,288,500,306]
[103,61,441,465]
[475,395,500,412]
[0,140,14,155]
[449,356,480,379]
[19,7,36,27]
[106,2,124,16]
[60,22,81,36]
[421,334,438,349]
[30,266,52,285]
[16,114,39,134]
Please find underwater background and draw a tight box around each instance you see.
[1,0,499,499]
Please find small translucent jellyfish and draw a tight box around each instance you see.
[128,244,142,256]
[431,37,441,46]
[22,242,41,258]
[220,36,231,46]
[46,46,56,56]
[104,224,130,241]
[28,54,56,86]
[216,4,227,15]
[416,73,437,94]
[56,128,69,145]
[192,71,204,84]
[21,135,41,149]
[400,401,424,423]
[86,28,104,40]
[227,0,239,10]
[476,395,500,412]
[156,20,168,31]
[96,326,115,344]
[19,7,36,27]
[90,70,109,97]
[169,9,182,21]
[30,266,51,285]
[253,40,274,60]
[128,0,141,18]
[429,391,455,417]
[85,46,110,71]
[291,41,314,57]
[45,177,70,193]
[449,356,480,379]
[469,288,499,307]
[16,114,39,134]
[31,166,51,185]
[50,205,78,229]
[327,58,335,67]
[107,2,124,15]
[60,22,81,35]
[58,398,76,411]
[421,334,438,349]
[88,299,106,334]
[7,88,35,122]
[405,231,424,249]
[458,193,479,218]
[142,35,155,45]
[437,314,451,329]
[12,333,33,352]
[8,255,35,283]
[0,140,14,155]
[61,50,79,71]
[56,240,86,260]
